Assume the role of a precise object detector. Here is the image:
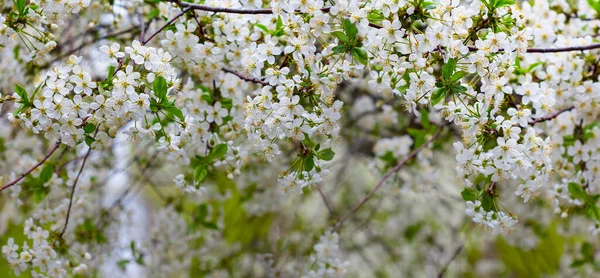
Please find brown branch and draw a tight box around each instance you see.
[170,0,330,14]
[334,126,444,230]
[437,242,465,278]
[316,185,334,215]
[0,141,61,192]
[528,106,574,126]
[60,146,93,238]
[142,6,192,45]
[222,67,269,85]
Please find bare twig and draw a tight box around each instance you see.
[316,185,334,215]
[437,243,465,278]
[142,7,192,46]
[222,67,269,85]
[60,146,93,238]
[0,141,61,192]
[334,126,444,230]
[528,106,575,126]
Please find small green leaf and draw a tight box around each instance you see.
[568,182,588,201]
[153,76,168,101]
[331,31,349,43]
[442,58,456,80]
[14,84,28,102]
[319,148,335,161]
[343,19,358,40]
[304,155,315,171]
[14,0,27,15]
[164,106,184,121]
[255,24,269,33]
[351,47,369,65]
[83,123,96,134]
[332,45,347,54]
[85,136,95,147]
[117,260,130,271]
[461,188,478,201]
[430,88,446,105]
[450,71,468,83]
[209,144,228,161]
[481,194,493,211]
[40,164,54,183]
[194,165,208,183]
[495,0,515,8]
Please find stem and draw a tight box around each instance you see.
[334,126,444,230]
[60,146,93,238]
[0,141,61,192]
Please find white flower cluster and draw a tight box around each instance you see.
[1,218,89,277]
[303,231,348,278]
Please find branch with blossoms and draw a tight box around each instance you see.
[2,0,600,277]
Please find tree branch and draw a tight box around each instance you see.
[222,67,269,85]
[0,141,61,192]
[528,106,574,126]
[142,6,193,45]
[60,146,93,238]
[334,126,444,230]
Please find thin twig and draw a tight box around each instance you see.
[222,67,269,85]
[334,126,444,230]
[316,185,334,215]
[0,141,61,192]
[528,106,574,126]
[437,242,465,278]
[142,7,192,46]
[60,146,93,238]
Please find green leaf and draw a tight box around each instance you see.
[194,165,208,183]
[14,0,27,15]
[430,88,446,105]
[451,71,468,83]
[442,58,457,81]
[420,109,430,129]
[255,23,269,33]
[164,106,184,121]
[351,47,369,65]
[343,19,358,40]
[366,10,385,24]
[117,260,130,271]
[14,84,28,103]
[209,144,228,161]
[83,123,96,134]
[481,194,493,211]
[332,45,347,54]
[40,164,54,183]
[568,182,588,201]
[304,155,315,171]
[153,76,168,101]
[319,148,335,161]
[331,31,349,43]
[588,0,600,15]
[453,85,468,93]
[495,0,515,8]
[85,135,95,147]
[461,188,478,201]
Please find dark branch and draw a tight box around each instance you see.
[0,141,61,192]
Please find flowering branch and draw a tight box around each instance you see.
[0,141,61,193]
[334,126,444,230]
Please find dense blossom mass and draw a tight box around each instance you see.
[1,0,600,276]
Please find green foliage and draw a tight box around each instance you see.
[496,222,564,277]
[431,58,467,105]
[74,218,107,244]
